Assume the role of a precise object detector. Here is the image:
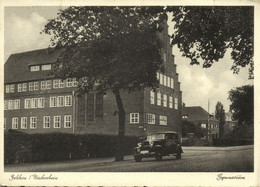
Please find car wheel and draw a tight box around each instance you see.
[155,153,163,161]
[176,151,182,159]
[134,155,142,162]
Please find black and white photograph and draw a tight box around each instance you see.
[1,1,259,186]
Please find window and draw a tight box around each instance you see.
[72,78,78,87]
[8,100,13,110]
[12,117,18,129]
[43,116,50,128]
[21,117,27,129]
[29,82,34,91]
[42,64,52,71]
[156,72,160,81]
[50,97,57,107]
[150,90,155,104]
[4,118,6,129]
[30,117,37,129]
[46,80,52,89]
[22,83,27,92]
[167,77,171,87]
[53,79,59,88]
[201,124,207,128]
[211,124,214,129]
[157,92,161,106]
[171,78,174,89]
[14,99,20,109]
[31,98,38,108]
[66,78,73,87]
[147,113,155,124]
[41,81,46,90]
[18,84,22,92]
[24,99,31,109]
[160,74,163,85]
[57,96,64,107]
[130,113,139,124]
[163,94,167,107]
[174,96,178,109]
[163,75,167,86]
[54,116,61,128]
[169,96,173,108]
[6,85,10,93]
[59,79,65,88]
[30,65,40,72]
[163,51,167,61]
[38,98,45,108]
[159,115,167,125]
[34,82,39,90]
[4,100,8,110]
[64,115,72,128]
[10,84,15,93]
[65,95,72,106]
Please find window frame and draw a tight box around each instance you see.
[30,117,37,129]
[163,94,167,107]
[150,90,155,105]
[34,82,39,90]
[147,113,155,124]
[18,84,22,92]
[12,117,18,129]
[130,113,139,124]
[50,97,57,107]
[64,115,72,128]
[54,116,61,128]
[43,116,51,128]
[65,95,72,106]
[157,92,161,106]
[57,96,64,107]
[29,82,34,91]
[38,97,45,108]
[24,98,31,109]
[21,117,27,129]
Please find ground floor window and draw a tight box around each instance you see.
[30,117,37,129]
[21,117,27,129]
[147,113,155,124]
[43,116,51,128]
[130,113,139,124]
[64,115,72,128]
[159,115,167,125]
[54,116,61,128]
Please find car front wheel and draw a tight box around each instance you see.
[134,155,142,162]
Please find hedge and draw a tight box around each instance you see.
[213,138,254,146]
[4,130,139,164]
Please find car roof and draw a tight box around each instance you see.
[147,131,178,136]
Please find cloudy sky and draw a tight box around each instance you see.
[4,6,253,114]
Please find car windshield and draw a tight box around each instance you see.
[147,133,165,141]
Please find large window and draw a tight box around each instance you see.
[43,116,50,128]
[38,98,45,108]
[65,95,72,106]
[54,116,61,128]
[130,113,139,124]
[167,77,171,87]
[147,113,155,124]
[169,96,173,109]
[25,99,31,109]
[157,92,161,106]
[159,115,167,125]
[64,115,72,128]
[57,96,64,107]
[30,117,37,129]
[163,94,167,107]
[50,97,57,107]
[21,117,27,129]
[150,90,155,104]
[12,117,18,129]
[31,98,38,108]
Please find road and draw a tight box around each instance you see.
[5,145,253,172]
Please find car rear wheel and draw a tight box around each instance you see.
[155,153,163,161]
[134,155,142,162]
[176,152,182,159]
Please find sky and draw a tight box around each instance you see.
[4,6,253,114]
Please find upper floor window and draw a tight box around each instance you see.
[18,84,22,92]
[201,123,207,128]
[130,113,139,124]
[50,97,57,107]
[163,94,167,107]
[31,98,38,108]
[65,95,72,106]
[30,117,37,129]
[38,98,45,108]
[53,79,59,88]
[54,116,61,128]
[59,80,65,88]
[72,78,78,87]
[156,73,160,81]
[57,96,64,107]
[150,90,155,104]
[46,80,52,89]
[169,96,173,109]
[8,100,14,110]
[41,64,52,71]
[167,77,171,87]
[30,65,40,72]
[66,78,73,87]
[182,115,188,119]
[159,115,167,125]
[14,99,20,109]
[25,98,31,109]
[21,117,27,129]
[22,83,27,92]
[4,100,8,110]
[171,78,174,89]
[157,92,161,106]
[6,85,10,93]
[160,74,163,85]
[174,96,178,109]
[29,82,34,91]
[64,115,72,128]
[10,84,15,93]
[163,51,167,62]
[43,116,51,128]
[147,113,155,124]
[34,82,39,90]
[41,81,46,90]
[163,75,167,86]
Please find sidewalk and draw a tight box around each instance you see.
[182,145,253,151]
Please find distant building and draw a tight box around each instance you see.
[4,21,182,137]
[182,106,219,139]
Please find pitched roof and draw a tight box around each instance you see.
[4,48,62,84]
[182,106,219,122]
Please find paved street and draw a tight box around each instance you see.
[5,145,253,172]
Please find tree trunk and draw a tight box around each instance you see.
[114,88,125,161]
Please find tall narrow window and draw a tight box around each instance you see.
[29,82,34,91]
[41,81,46,90]
[157,92,161,106]
[4,100,8,110]
[156,72,160,81]
[64,115,72,128]
[72,78,78,87]
[163,51,167,61]
[18,84,22,92]
[87,93,94,121]
[30,117,37,129]
[10,84,15,93]
[50,97,57,107]
[54,116,61,128]
[43,116,50,128]
[8,100,13,110]
[59,79,65,88]
[53,79,59,88]
[130,113,139,124]
[25,99,31,109]
[163,75,167,86]
[38,98,45,108]
[65,95,72,106]
[163,94,167,107]
[4,118,6,129]
[57,96,64,107]
[31,98,38,108]
[171,78,174,89]
[66,78,73,87]
[167,77,171,87]
[175,96,178,109]
[46,80,52,89]
[22,83,27,92]
[95,93,103,118]
[21,117,27,129]
[34,82,39,90]
[160,74,163,85]
[150,90,155,104]
[6,85,10,93]
[14,99,20,109]
[12,117,18,129]
[169,96,173,109]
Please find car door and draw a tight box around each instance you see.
[164,133,177,154]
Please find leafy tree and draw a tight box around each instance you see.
[43,6,166,161]
[215,102,226,139]
[228,85,254,139]
[168,6,254,78]
[182,120,207,138]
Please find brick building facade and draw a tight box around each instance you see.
[4,23,182,137]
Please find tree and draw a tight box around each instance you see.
[215,102,226,139]
[228,85,254,139]
[43,6,166,161]
[168,6,254,79]
[182,120,207,138]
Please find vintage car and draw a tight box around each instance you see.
[133,131,183,162]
